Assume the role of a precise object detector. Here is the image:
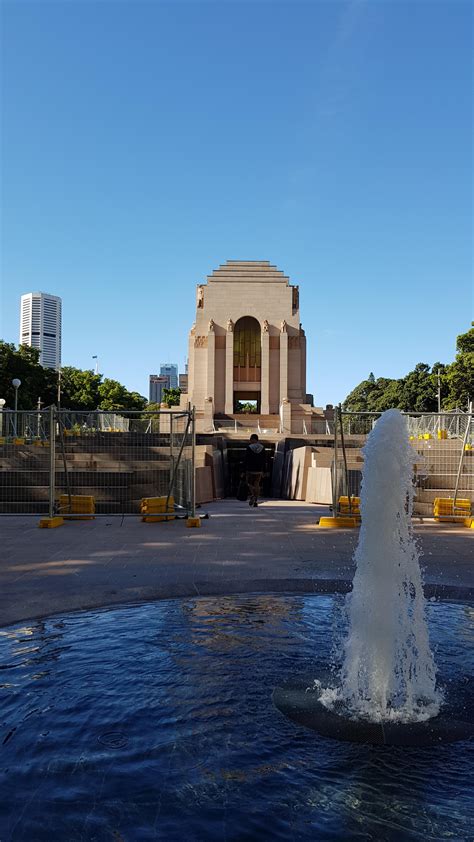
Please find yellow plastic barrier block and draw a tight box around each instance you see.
[339,496,360,506]
[463,518,474,528]
[13,438,25,445]
[465,444,472,451]
[319,516,359,528]
[437,429,448,440]
[58,494,95,519]
[186,517,202,528]
[434,497,471,522]
[141,495,174,510]
[39,517,64,528]
[423,433,432,440]
[0,437,5,445]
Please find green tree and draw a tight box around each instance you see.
[0,342,57,408]
[60,367,101,410]
[398,363,438,412]
[369,378,403,411]
[342,378,379,412]
[343,326,472,413]
[455,327,474,355]
[162,387,181,407]
[443,329,474,409]
[98,378,146,411]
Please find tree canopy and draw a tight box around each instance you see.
[343,328,473,412]
[0,342,146,411]
[162,387,181,407]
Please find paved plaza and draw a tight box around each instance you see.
[1,500,472,627]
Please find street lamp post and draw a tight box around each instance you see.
[37,396,43,438]
[12,378,21,437]
[92,355,99,375]
[0,398,5,437]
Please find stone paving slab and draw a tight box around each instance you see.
[0,500,472,627]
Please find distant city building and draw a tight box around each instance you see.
[160,363,178,389]
[19,292,62,369]
[149,374,169,404]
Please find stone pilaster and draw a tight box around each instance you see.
[280,399,292,434]
[187,329,195,404]
[207,329,215,403]
[261,329,270,414]
[279,330,288,403]
[225,329,234,414]
[300,331,307,402]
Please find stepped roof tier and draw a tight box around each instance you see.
[207,260,289,284]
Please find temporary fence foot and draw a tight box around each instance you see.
[186,517,202,528]
[318,516,359,529]
[39,517,65,529]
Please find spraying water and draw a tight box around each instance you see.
[321,409,442,723]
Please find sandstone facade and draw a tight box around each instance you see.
[183,261,307,422]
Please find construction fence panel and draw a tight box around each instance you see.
[334,411,473,519]
[0,410,53,514]
[0,409,194,516]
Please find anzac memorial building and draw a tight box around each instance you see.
[183,260,318,433]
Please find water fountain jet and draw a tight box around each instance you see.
[274,409,473,744]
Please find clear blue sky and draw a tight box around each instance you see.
[1,0,472,406]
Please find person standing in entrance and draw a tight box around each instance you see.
[244,434,265,507]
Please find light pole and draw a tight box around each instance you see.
[0,398,5,437]
[37,396,43,438]
[12,378,21,437]
[92,355,99,375]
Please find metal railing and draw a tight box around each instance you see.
[0,408,195,517]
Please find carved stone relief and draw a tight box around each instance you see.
[292,286,299,311]
[288,335,301,349]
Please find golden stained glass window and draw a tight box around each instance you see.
[233,317,261,367]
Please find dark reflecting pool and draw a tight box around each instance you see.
[0,595,473,841]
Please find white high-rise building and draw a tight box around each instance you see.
[20,292,62,369]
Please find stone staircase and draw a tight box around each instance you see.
[0,434,175,514]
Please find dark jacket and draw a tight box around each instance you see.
[244,442,265,473]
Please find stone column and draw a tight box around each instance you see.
[225,324,234,414]
[187,329,195,405]
[207,327,215,404]
[280,399,292,434]
[261,327,270,414]
[300,331,307,401]
[279,328,288,404]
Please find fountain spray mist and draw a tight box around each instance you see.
[326,409,442,723]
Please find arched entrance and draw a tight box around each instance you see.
[233,316,261,413]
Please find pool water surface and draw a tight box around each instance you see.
[0,595,473,841]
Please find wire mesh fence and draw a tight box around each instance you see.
[0,408,194,517]
[333,411,473,520]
